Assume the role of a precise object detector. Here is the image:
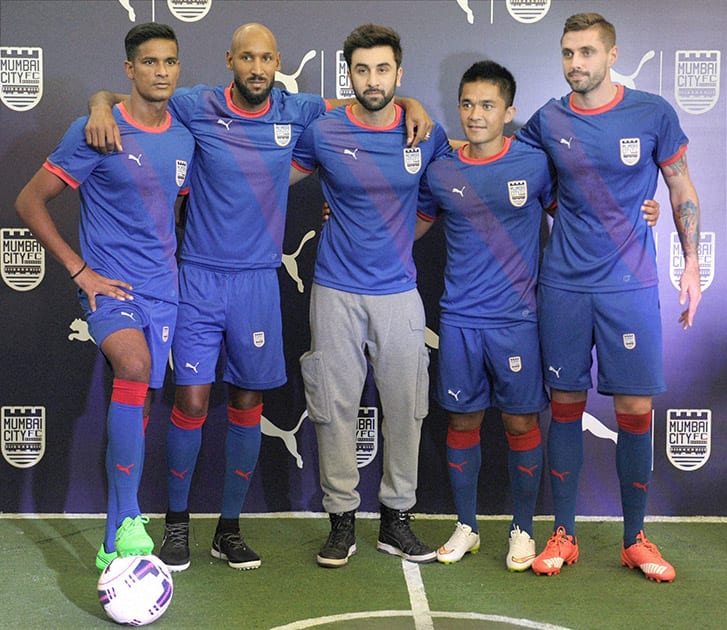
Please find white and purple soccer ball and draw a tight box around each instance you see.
[97,555,173,626]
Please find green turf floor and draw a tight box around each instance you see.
[1,516,724,629]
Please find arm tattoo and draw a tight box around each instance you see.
[664,154,688,177]
[675,199,699,256]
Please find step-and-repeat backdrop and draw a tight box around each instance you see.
[1,0,724,517]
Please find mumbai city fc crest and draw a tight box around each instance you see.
[274,123,292,147]
[335,50,354,99]
[508,356,522,373]
[253,331,265,348]
[667,409,711,471]
[356,406,379,467]
[403,147,422,174]
[675,50,720,115]
[506,0,551,24]
[1,228,45,291]
[167,0,212,22]
[0,47,43,111]
[622,333,636,350]
[619,138,640,166]
[507,180,528,207]
[175,159,187,187]
[1,406,45,468]
[670,231,714,292]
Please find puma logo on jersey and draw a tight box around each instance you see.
[447,389,461,401]
[452,186,466,197]
[548,366,562,378]
[127,153,142,166]
[184,361,200,374]
[559,137,573,150]
[217,118,232,130]
[120,311,135,320]
[344,148,359,160]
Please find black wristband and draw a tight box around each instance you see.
[70,261,87,280]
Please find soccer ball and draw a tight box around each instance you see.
[97,555,173,626]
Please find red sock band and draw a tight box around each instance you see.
[551,400,586,422]
[110,379,148,406]
[228,403,263,427]
[170,405,206,430]
[446,426,480,449]
[616,411,652,434]
[506,425,542,451]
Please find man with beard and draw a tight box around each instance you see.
[85,22,434,573]
[290,24,451,568]
[516,12,702,582]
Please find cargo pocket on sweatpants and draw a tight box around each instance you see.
[300,350,332,424]
[414,346,430,420]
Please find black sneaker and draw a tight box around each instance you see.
[159,520,191,572]
[317,510,356,568]
[210,530,261,570]
[377,504,436,563]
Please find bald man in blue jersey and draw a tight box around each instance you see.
[516,12,701,583]
[16,23,195,572]
[291,24,451,568]
[86,22,432,573]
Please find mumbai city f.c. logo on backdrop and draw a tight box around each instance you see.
[336,50,354,99]
[670,231,714,291]
[2,406,45,468]
[0,47,43,111]
[667,409,711,471]
[1,228,45,291]
[506,0,551,24]
[356,406,378,468]
[167,0,212,22]
[675,50,720,114]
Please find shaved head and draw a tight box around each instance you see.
[230,22,278,55]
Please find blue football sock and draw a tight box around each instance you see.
[220,414,262,520]
[548,418,583,535]
[446,428,481,532]
[617,427,652,547]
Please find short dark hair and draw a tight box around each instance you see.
[343,24,402,68]
[562,13,616,49]
[458,60,516,107]
[125,22,178,61]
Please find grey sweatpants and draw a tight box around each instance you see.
[300,283,430,513]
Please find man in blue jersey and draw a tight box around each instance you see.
[15,23,194,572]
[291,24,452,568]
[417,60,554,571]
[85,22,432,572]
[516,13,702,582]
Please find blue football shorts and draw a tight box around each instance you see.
[435,320,548,415]
[82,293,176,389]
[538,284,665,396]
[172,264,286,390]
